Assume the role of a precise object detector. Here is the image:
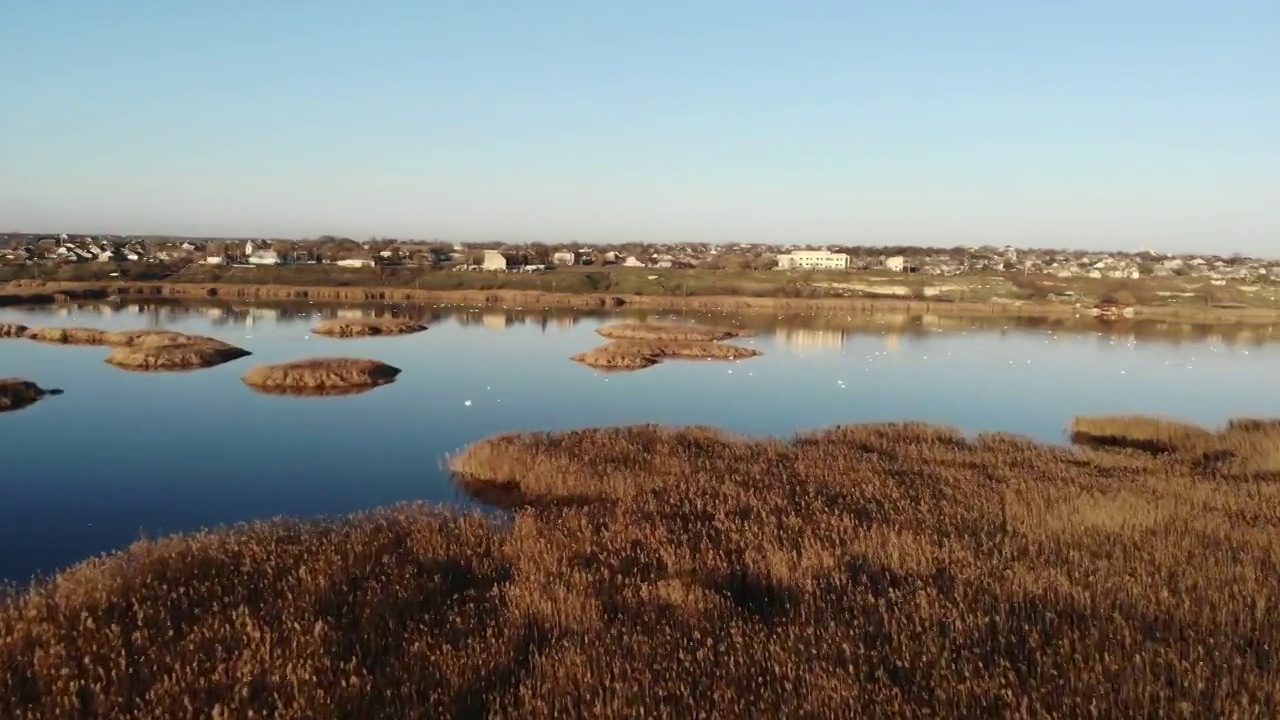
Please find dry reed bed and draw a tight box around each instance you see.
[241,358,401,395]
[0,323,29,338]
[595,322,753,342]
[312,318,428,338]
[0,378,58,412]
[4,416,1280,717]
[572,340,762,371]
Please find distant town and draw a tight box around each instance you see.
[1,232,1277,283]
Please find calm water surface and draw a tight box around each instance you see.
[2,299,1278,582]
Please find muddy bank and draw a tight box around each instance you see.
[0,323,29,338]
[595,322,753,342]
[312,318,428,337]
[573,339,762,371]
[0,379,60,413]
[241,358,401,394]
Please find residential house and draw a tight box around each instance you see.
[776,250,850,271]
[247,250,281,266]
[336,256,376,268]
[482,250,508,271]
[884,256,906,272]
[552,250,576,266]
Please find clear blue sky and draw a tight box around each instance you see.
[1,1,1276,253]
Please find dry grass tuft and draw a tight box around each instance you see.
[0,323,29,338]
[595,322,752,342]
[241,358,401,394]
[572,340,762,371]
[312,318,428,338]
[4,416,1279,717]
[0,378,58,412]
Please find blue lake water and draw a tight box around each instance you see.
[2,299,1279,582]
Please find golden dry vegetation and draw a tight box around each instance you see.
[3,416,1279,717]
[241,357,401,394]
[0,378,57,412]
[312,317,429,337]
[595,321,753,342]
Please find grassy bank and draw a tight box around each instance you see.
[3,264,1279,322]
[3,416,1278,717]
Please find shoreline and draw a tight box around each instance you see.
[2,279,1279,324]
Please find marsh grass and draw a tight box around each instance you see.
[240,358,401,393]
[311,317,428,337]
[3,415,1279,717]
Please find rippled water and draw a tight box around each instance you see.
[2,298,1278,582]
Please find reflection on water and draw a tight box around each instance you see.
[16,298,1280,349]
[2,298,1279,583]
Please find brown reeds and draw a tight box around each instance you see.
[0,378,58,412]
[241,358,401,394]
[595,322,752,342]
[3,416,1279,717]
[0,323,28,338]
[312,318,428,338]
[572,340,762,371]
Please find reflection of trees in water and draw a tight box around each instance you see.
[39,300,1280,348]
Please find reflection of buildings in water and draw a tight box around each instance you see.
[202,307,226,321]
[482,310,511,330]
[335,308,368,320]
[884,332,901,354]
[554,315,577,329]
[775,326,847,352]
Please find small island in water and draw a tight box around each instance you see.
[573,321,762,370]
[241,357,402,395]
[0,378,60,413]
[311,317,428,338]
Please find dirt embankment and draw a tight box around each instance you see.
[312,318,428,338]
[574,322,762,370]
[0,323,29,338]
[241,358,401,395]
[0,378,60,413]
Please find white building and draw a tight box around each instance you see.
[482,250,508,271]
[884,256,906,272]
[552,251,576,266]
[336,257,376,268]
[247,250,281,266]
[776,250,850,271]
